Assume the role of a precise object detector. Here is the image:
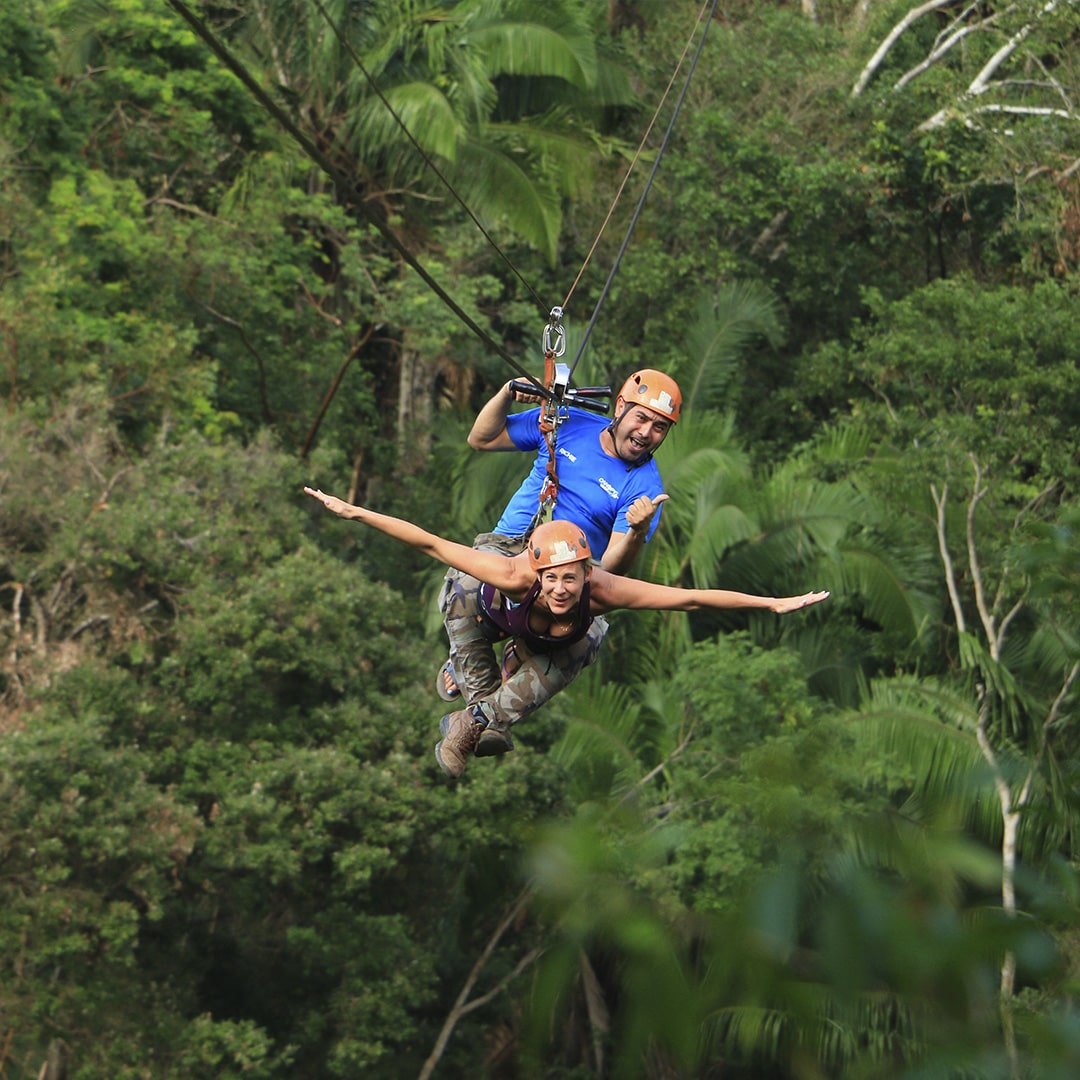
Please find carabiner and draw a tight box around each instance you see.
[543,306,566,357]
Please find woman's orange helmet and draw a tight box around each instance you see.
[617,369,682,424]
[527,521,592,572]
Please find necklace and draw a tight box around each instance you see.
[542,607,575,634]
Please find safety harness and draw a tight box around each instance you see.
[507,308,611,535]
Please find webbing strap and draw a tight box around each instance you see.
[529,351,561,531]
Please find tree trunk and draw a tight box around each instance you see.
[37,1040,68,1080]
[397,346,435,473]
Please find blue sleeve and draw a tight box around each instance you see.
[504,409,542,451]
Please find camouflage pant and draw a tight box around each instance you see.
[437,532,608,734]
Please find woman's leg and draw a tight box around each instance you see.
[473,616,609,735]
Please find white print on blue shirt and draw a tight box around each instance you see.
[495,409,665,555]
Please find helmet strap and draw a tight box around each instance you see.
[605,405,656,469]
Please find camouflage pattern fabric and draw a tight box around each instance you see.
[438,532,608,734]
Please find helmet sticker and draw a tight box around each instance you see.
[647,390,675,416]
[548,539,579,564]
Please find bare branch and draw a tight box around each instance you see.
[418,887,537,1080]
[198,302,274,423]
[967,2,1055,98]
[67,614,111,641]
[624,720,696,796]
[995,596,1026,647]
[851,0,963,99]
[964,456,997,655]
[145,196,219,220]
[300,324,375,459]
[1061,156,1080,180]
[931,481,967,634]
[927,103,1079,129]
[1017,659,1080,811]
[456,946,544,1019]
[892,5,1014,94]
[917,0,1071,129]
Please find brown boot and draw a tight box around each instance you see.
[476,726,514,758]
[435,708,484,778]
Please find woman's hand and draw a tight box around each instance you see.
[771,590,830,614]
[303,486,354,518]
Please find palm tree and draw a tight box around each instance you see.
[163,0,639,466]
[227,0,632,260]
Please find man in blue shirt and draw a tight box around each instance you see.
[466,368,680,573]
[433,370,682,771]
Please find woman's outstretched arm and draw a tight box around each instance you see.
[304,487,533,594]
[589,566,829,614]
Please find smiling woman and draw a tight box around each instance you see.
[304,487,829,778]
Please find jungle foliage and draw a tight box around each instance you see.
[4,1,1080,1078]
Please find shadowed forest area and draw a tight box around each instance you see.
[3,1,1080,1077]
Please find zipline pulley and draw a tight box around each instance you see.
[506,310,612,426]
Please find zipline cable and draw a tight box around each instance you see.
[164,0,547,395]
[566,0,719,382]
[311,0,713,388]
[559,0,713,317]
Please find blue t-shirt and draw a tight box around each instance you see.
[493,409,665,558]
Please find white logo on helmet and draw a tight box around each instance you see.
[647,390,676,416]
[548,540,580,564]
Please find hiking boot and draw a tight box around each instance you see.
[435,708,484,778]
[476,725,515,758]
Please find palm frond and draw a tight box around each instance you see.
[828,546,935,640]
[448,139,562,262]
[449,441,534,538]
[484,116,600,199]
[551,671,644,801]
[345,82,467,166]
[679,283,786,414]
[464,21,596,88]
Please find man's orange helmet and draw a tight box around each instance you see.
[618,369,682,424]
[527,521,592,572]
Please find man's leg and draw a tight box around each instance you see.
[434,533,530,778]
[437,567,500,704]
[436,532,526,702]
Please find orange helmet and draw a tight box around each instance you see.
[617,369,682,423]
[527,521,592,572]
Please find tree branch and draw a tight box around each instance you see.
[917,0,1069,129]
[417,887,537,1080]
[300,324,374,459]
[851,0,962,99]
[198,302,274,423]
[892,5,1013,94]
[965,456,998,658]
[931,481,966,634]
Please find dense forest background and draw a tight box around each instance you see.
[3,1,1080,1077]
